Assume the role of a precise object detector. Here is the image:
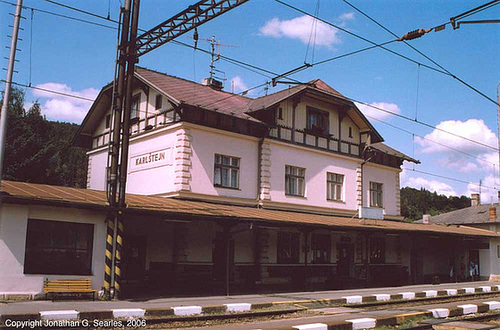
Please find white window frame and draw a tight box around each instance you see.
[285,165,305,196]
[327,172,344,201]
[214,154,240,189]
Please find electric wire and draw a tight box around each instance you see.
[0,0,116,30]
[3,80,95,102]
[365,114,498,167]
[341,0,498,106]
[458,1,500,20]
[1,1,495,153]
[277,0,498,106]
[43,0,114,23]
[350,98,498,151]
[403,167,498,191]
[2,0,497,188]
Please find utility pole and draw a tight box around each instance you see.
[497,82,500,201]
[0,0,23,183]
[105,0,250,300]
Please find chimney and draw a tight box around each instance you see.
[202,77,224,91]
[471,193,480,207]
[490,207,497,222]
[422,214,430,224]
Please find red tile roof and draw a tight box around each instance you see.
[135,67,258,121]
[2,180,497,238]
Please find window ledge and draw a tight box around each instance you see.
[214,185,241,191]
[327,199,345,204]
[285,194,307,198]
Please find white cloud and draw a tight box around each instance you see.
[259,15,341,48]
[416,119,497,154]
[32,83,98,123]
[337,12,355,27]
[338,12,355,21]
[405,176,458,197]
[415,119,498,174]
[231,76,248,93]
[355,101,401,120]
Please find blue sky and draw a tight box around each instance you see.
[1,0,499,202]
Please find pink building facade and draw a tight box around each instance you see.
[70,67,497,296]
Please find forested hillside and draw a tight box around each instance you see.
[400,187,471,221]
[2,88,87,187]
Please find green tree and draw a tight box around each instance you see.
[1,87,87,187]
[401,187,471,221]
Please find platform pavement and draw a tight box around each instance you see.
[0,280,497,315]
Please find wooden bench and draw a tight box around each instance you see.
[43,278,96,301]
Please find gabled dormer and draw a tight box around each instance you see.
[244,80,383,159]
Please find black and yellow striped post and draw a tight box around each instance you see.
[104,216,114,298]
[114,216,124,297]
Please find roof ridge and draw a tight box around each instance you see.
[136,66,253,101]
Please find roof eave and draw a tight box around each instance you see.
[71,82,113,148]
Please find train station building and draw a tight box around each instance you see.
[1,67,499,299]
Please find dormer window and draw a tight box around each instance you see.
[105,114,111,129]
[155,94,162,110]
[131,94,140,119]
[306,106,329,136]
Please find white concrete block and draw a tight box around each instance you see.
[484,301,500,310]
[399,292,415,299]
[458,304,478,314]
[292,323,328,330]
[373,294,390,301]
[463,287,475,294]
[40,310,79,320]
[112,308,145,318]
[429,308,449,318]
[343,295,362,304]
[224,303,251,312]
[480,286,491,292]
[346,318,376,330]
[424,290,437,297]
[172,306,202,316]
[445,289,457,296]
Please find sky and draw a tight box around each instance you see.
[1,0,499,203]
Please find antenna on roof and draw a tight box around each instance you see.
[190,34,238,90]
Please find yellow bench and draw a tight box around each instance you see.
[43,278,96,300]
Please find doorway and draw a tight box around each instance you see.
[212,231,234,281]
[122,235,147,281]
[337,243,353,277]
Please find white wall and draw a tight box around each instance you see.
[126,128,177,195]
[88,149,108,191]
[487,238,500,280]
[363,163,400,216]
[0,204,106,295]
[190,127,259,200]
[268,141,360,211]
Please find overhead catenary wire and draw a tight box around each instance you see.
[365,113,498,167]
[43,0,114,23]
[341,0,499,106]
[1,0,498,188]
[2,80,95,102]
[277,0,498,106]
[0,0,116,30]
[403,167,499,191]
